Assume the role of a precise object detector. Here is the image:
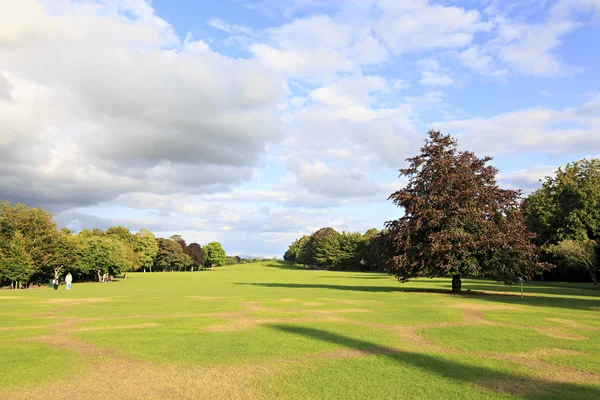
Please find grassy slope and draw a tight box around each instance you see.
[0,262,599,399]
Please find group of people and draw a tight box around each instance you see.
[52,272,73,290]
[52,272,114,289]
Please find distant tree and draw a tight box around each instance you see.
[106,226,136,274]
[385,131,547,292]
[204,242,226,268]
[224,256,238,265]
[311,227,342,268]
[0,231,36,289]
[170,234,184,242]
[338,232,363,270]
[523,159,600,283]
[134,229,158,272]
[183,254,193,271]
[0,201,60,281]
[154,238,185,272]
[107,226,134,245]
[547,239,598,285]
[187,243,204,270]
[295,235,313,266]
[45,228,80,278]
[524,159,600,245]
[75,235,128,281]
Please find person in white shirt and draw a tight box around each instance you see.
[65,272,73,290]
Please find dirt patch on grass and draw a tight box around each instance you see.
[308,308,371,315]
[203,317,336,332]
[547,318,600,331]
[278,298,297,303]
[313,347,397,359]
[0,324,58,331]
[532,327,588,340]
[0,296,23,299]
[1,356,275,400]
[317,298,376,305]
[41,298,113,305]
[473,378,543,396]
[489,350,600,386]
[185,296,239,302]
[77,323,162,332]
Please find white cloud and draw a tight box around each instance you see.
[436,97,600,156]
[498,165,558,194]
[0,0,285,209]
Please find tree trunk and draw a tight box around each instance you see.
[452,274,462,293]
[591,269,598,285]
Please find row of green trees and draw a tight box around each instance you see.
[523,158,600,284]
[284,228,389,271]
[283,131,600,288]
[0,202,229,288]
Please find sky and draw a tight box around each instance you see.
[0,0,599,258]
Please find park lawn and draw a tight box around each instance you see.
[0,261,599,399]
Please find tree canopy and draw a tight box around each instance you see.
[204,242,226,268]
[523,158,600,284]
[385,130,547,292]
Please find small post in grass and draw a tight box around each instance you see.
[518,276,525,299]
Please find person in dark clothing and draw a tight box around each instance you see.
[53,276,59,290]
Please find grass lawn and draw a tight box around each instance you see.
[1,261,599,399]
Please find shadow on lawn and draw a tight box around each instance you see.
[269,325,600,400]
[237,282,600,311]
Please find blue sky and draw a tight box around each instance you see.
[0,0,599,257]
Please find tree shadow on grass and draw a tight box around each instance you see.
[269,325,600,400]
[237,283,600,311]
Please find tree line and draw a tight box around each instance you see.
[283,227,389,271]
[0,202,230,289]
[284,131,600,289]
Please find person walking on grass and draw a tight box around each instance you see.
[65,272,73,291]
[53,276,59,291]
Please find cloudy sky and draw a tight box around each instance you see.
[1,0,599,257]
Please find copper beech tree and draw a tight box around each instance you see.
[385,131,548,292]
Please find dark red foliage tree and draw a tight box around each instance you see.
[187,243,204,269]
[385,130,549,292]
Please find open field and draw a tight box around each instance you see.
[1,262,599,400]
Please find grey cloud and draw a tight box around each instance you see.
[0,2,285,211]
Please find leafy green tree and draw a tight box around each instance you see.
[524,159,600,245]
[547,239,598,285]
[187,243,204,270]
[204,242,226,268]
[284,239,301,261]
[295,235,313,266]
[0,231,36,289]
[524,159,600,283]
[311,227,342,268]
[338,232,363,270]
[154,238,185,272]
[106,226,136,274]
[386,131,547,292]
[75,235,128,282]
[134,229,158,272]
[45,228,80,278]
[183,254,193,271]
[0,201,60,281]
[224,256,238,265]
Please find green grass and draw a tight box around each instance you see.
[0,261,599,399]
